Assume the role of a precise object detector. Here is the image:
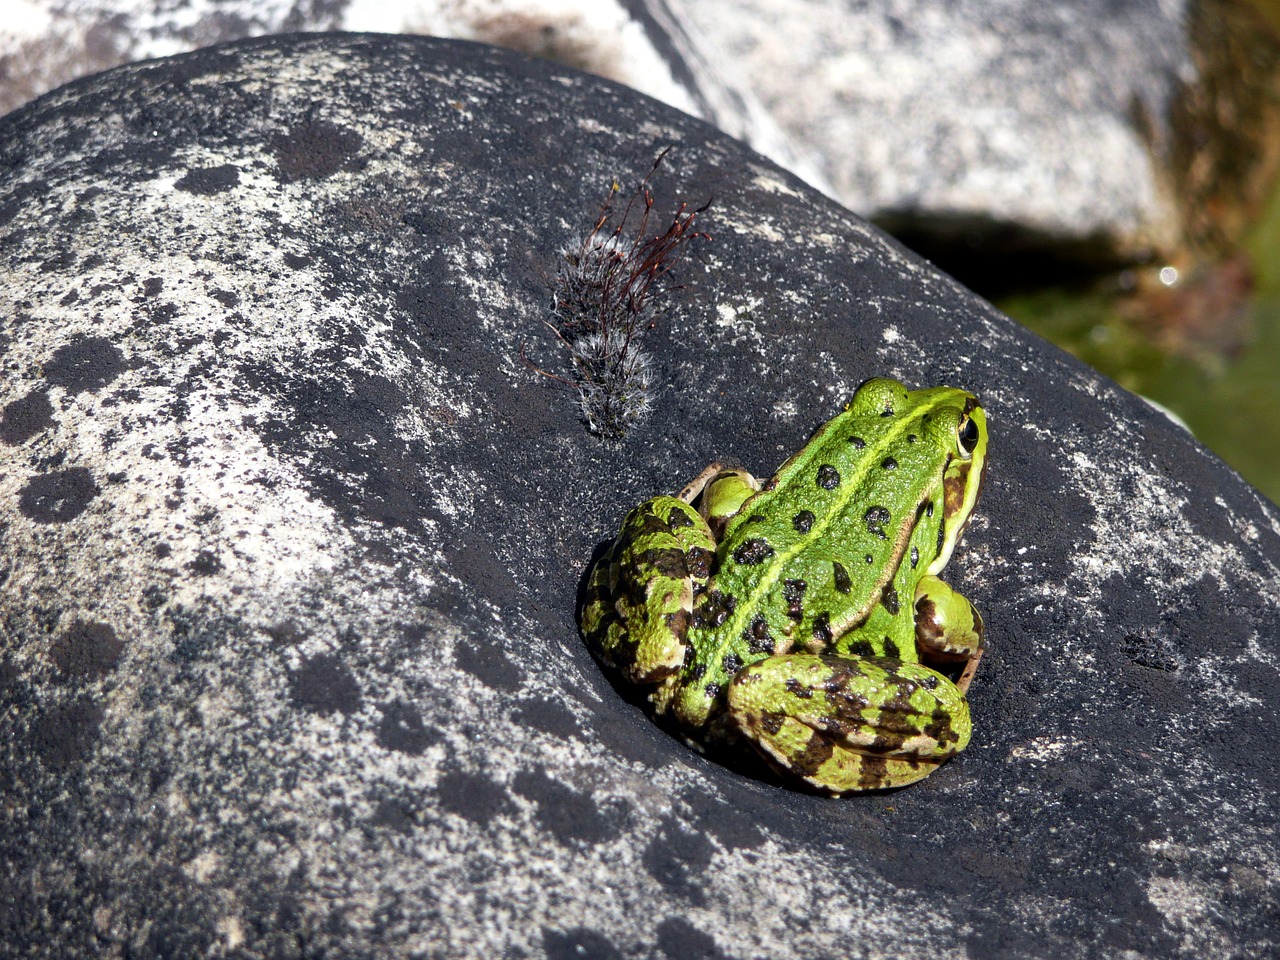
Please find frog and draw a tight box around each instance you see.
[580,377,989,793]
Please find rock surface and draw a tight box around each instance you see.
[0,0,823,189]
[1,33,1279,960]
[8,0,1279,266]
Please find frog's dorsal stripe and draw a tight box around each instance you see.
[704,389,961,682]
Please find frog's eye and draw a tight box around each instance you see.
[957,416,981,457]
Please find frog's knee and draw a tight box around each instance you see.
[846,377,909,418]
[697,468,760,539]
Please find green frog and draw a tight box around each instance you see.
[580,377,989,792]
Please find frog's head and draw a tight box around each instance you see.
[844,378,987,573]
[928,391,987,575]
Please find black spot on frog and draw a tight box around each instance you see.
[732,538,775,565]
[881,585,901,615]
[782,579,806,621]
[832,561,852,594]
[784,677,814,699]
[694,590,736,629]
[745,614,774,654]
[812,612,833,645]
[864,506,891,539]
[816,464,841,489]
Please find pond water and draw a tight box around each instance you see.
[996,178,1280,508]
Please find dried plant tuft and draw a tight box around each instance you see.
[537,148,710,439]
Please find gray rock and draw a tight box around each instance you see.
[0,0,826,190]
[1,33,1278,960]
[672,0,1276,263]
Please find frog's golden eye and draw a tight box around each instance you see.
[957,416,981,456]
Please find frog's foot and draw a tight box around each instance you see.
[676,462,727,504]
[581,496,716,685]
[676,464,761,541]
[914,574,984,695]
[725,653,972,792]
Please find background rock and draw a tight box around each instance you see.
[7,0,1278,267]
[673,0,1280,268]
[0,0,824,189]
[1,33,1278,960]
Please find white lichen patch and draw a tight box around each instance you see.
[1065,444,1280,611]
[750,170,807,199]
[1145,875,1236,957]
[1007,736,1087,763]
[712,296,765,347]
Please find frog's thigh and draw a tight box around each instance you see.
[582,556,639,673]
[914,574,984,662]
[726,653,972,792]
[584,496,715,684]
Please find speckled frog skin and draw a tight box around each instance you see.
[581,378,989,792]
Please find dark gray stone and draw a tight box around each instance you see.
[1,33,1278,960]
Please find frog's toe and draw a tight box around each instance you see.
[726,653,972,793]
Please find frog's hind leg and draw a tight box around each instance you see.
[581,496,716,687]
[726,653,972,792]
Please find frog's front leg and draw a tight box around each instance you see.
[725,653,972,792]
[914,574,984,695]
[581,495,717,686]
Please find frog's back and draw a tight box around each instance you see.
[716,407,957,647]
[667,381,980,730]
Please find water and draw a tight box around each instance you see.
[997,180,1280,507]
